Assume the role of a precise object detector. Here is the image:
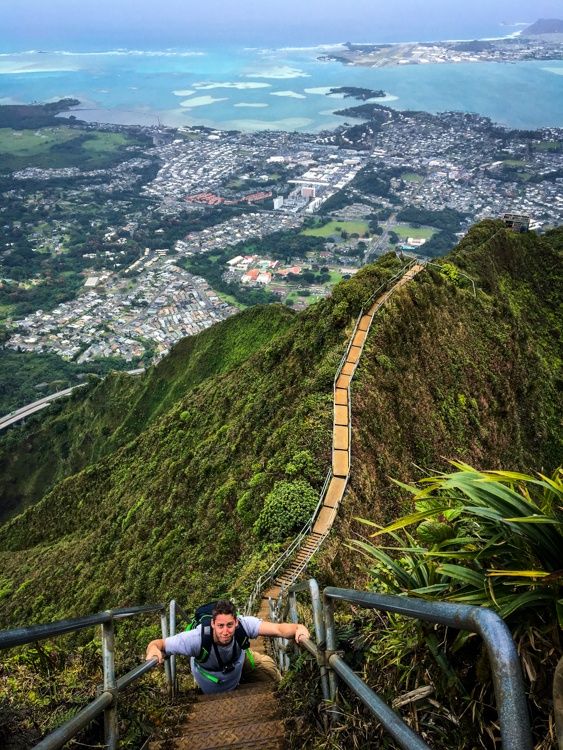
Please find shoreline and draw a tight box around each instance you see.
[0,28,530,57]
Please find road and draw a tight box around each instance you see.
[0,369,145,432]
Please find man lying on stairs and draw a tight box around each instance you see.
[145,599,310,694]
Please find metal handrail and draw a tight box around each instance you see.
[0,603,169,750]
[322,586,533,750]
[0,603,164,650]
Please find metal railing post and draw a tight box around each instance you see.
[289,592,299,657]
[169,600,177,698]
[307,579,330,702]
[160,611,172,696]
[323,593,338,701]
[101,616,118,750]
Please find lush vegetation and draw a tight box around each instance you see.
[336,465,562,748]
[0,222,561,748]
[0,125,150,173]
[0,304,297,520]
[392,223,437,240]
[301,220,370,238]
[395,206,468,257]
[0,100,80,130]
[253,479,319,541]
[0,349,133,415]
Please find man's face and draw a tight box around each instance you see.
[211,613,238,645]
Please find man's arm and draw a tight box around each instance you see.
[258,620,310,644]
[146,638,166,664]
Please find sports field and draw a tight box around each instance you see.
[401,172,424,183]
[301,220,369,238]
[392,223,437,240]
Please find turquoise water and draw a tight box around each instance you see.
[0,46,562,131]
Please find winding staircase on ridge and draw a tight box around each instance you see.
[149,262,425,750]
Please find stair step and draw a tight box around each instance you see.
[149,718,285,750]
[195,683,273,702]
[185,700,279,729]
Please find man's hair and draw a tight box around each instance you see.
[212,600,237,621]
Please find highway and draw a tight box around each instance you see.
[0,369,145,432]
[0,385,87,431]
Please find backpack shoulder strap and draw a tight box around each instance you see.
[195,623,213,663]
[234,620,250,651]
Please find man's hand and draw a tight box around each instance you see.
[145,639,166,664]
[258,620,311,643]
[294,624,310,644]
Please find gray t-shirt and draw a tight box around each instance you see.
[164,615,261,694]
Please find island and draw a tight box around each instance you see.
[328,87,386,101]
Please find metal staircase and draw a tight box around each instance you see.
[148,683,285,750]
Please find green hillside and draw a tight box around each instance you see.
[0,220,561,748]
[0,304,295,520]
[0,221,560,631]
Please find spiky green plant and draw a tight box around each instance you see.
[349,463,563,625]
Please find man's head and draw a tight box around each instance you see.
[211,600,238,645]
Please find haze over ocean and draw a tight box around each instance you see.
[1,0,562,131]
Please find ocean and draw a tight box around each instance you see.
[0,38,562,133]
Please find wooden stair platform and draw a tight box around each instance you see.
[250,264,425,628]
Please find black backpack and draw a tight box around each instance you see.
[186,602,254,682]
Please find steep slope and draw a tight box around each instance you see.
[0,223,560,632]
[0,304,295,520]
[317,222,562,585]
[0,254,405,625]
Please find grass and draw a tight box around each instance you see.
[402,172,424,183]
[0,127,76,156]
[0,304,15,320]
[0,126,142,172]
[327,271,344,285]
[301,220,369,238]
[532,141,561,152]
[82,132,130,153]
[285,290,322,306]
[217,291,247,309]
[502,159,526,168]
[392,223,437,240]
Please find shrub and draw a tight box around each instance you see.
[253,480,318,541]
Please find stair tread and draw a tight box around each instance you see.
[194,684,273,702]
[184,705,280,729]
[149,717,285,750]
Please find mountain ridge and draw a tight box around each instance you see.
[0,221,561,630]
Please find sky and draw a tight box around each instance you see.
[2,0,563,49]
